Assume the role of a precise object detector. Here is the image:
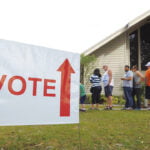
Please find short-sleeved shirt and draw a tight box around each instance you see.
[80,84,86,97]
[90,74,101,87]
[123,71,133,88]
[145,69,150,86]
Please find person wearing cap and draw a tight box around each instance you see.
[145,62,150,110]
[121,65,134,110]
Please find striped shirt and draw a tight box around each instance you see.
[90,74,101,87]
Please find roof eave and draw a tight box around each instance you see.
[83,10,150,56]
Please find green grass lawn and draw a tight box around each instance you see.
[0,109,150,150]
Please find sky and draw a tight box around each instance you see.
[0,0,150,53]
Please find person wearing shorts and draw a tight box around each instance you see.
[102,65,114,110]
[80,83,86,111]
[145,62,150,110]
[104,85,113,97]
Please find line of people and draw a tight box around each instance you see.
[121,62,150,110]
[80,65,114,111]
[80,62,150,111]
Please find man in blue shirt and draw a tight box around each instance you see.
[121,65,134,110]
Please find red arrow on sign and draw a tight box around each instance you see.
[57,59,75,117]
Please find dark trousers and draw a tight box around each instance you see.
[91,86,102,104]
[132,88,141,109]
[123,87,133,108]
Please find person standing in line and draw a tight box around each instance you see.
[145,62,150,110]
[102,65,114,110]
[90,68,102,110]
[121,65,134,110]
[132,65,144,110]
[80,83,86,112]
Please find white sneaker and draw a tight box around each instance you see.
[80,108,86,112]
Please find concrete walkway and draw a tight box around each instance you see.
[90,108,149,111]
[80,105,150,111]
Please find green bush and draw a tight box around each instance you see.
[112,96,125,105]
[84,94,92,104]
[140,83,145,105]
[84,94,125,105]
[84,84,146,105]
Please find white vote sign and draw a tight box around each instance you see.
[0,40,80,126]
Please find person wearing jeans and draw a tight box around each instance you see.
[132,65,144,110]
[123,87,133,108]
[121,65,134,110]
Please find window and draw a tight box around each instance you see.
[140,23,150,70]
[129,30,138,68]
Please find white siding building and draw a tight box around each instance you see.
[83,11,150,95]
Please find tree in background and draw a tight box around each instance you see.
[80,54,96,83]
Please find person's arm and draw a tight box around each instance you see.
[90,76,93,83]
[145,77,147,85]
[108,69,112,85]
[145,71,150,85]
[136,71,144,83]
[121,77,132,81]
[121,72,133,81]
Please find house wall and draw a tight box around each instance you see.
[84,33,129,96]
